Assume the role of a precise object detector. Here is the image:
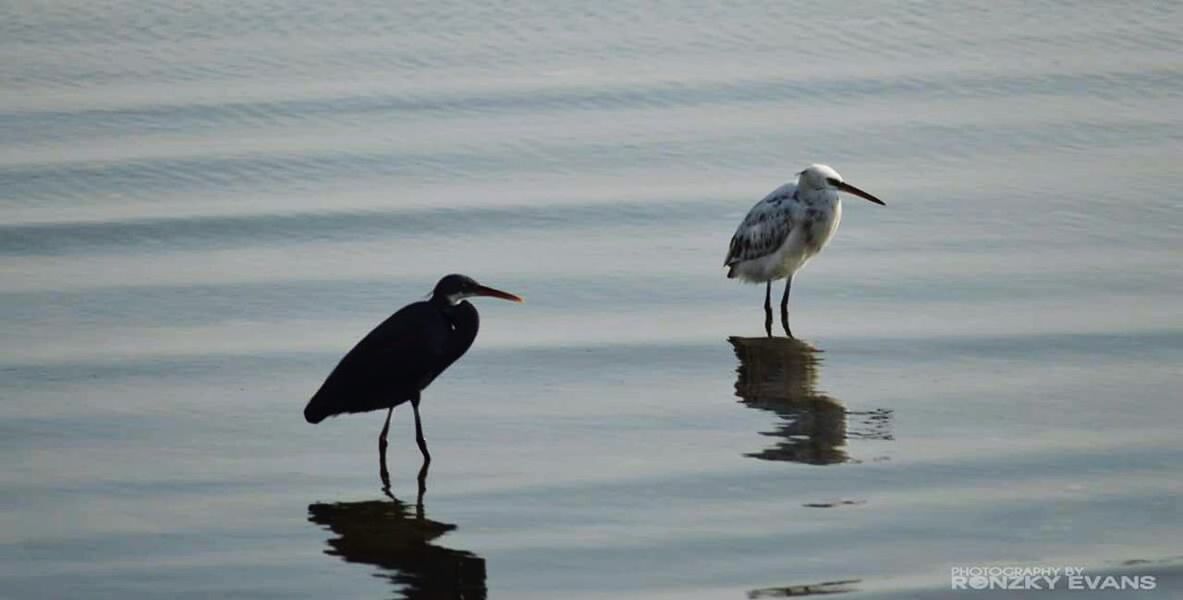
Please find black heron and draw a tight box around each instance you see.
[303,274,522,487]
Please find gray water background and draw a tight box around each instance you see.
[2,1,1181,598]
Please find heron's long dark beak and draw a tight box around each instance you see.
[473,284,524,303]
[836,181,886,206]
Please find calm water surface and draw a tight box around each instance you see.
[2,1,1181,598]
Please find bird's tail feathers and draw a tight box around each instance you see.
[304,395,332,424]
[304,386,412,424]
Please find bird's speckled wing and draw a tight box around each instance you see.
[724,184,797,266]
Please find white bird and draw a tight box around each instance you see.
[724,164,886,338]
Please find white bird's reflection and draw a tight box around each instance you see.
[729,336,892,465]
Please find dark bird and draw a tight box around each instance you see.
[724,164,885,338]
[304,274,522,487]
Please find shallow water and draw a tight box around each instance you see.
[2,1,1181,598]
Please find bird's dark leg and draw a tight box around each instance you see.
[378,407,393,490]
[412,396,430,508]
[416,459,429,510]
[411,396,431,464]
[763,281,773,338]
[780,275,793,338]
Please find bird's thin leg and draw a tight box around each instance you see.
[378,407,393,490]
[411,396,431,464]
[379,406,393,450]
[763,281,773,337]
[780,275,793,338]
[381,483,397,503]
[416,459,430,510]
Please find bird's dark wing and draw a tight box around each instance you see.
[724,186,796,267]
[304,302,449,423]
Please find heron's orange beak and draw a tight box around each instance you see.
[473,284,524,303]
[836,181,886,206]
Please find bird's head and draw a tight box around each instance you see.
[797,164,886,206]
[432,274,524,306]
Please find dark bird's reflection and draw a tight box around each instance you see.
[308,492,486,599]
[729,336,892,465]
